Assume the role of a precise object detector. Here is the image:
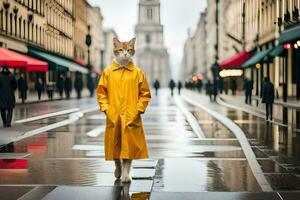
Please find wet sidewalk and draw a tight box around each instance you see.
[182,90,300,191]
[219,94,300,129]
[15,89,90,105]
[0,89,299,199]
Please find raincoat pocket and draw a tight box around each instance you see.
[127,105,140,127]
[106,105,117,124]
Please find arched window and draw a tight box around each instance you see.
[35,24,38,43]
[32,23,34,41]
[27,21,29,40]
[147,8,152,20]
[19,17,21,37]
[23,20,26,39]
[145,34,151,43]
[0,9,3,31]
[14,15,17,36]
[9,13,12,35]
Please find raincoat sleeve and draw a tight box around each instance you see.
[137,71,151,113]
[97,70,109,112]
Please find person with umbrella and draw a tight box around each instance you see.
[0,65,17,127]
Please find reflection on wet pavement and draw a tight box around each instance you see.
[1,89,300,199]
[153,158,260,192]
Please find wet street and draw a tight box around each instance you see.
[0,89,300,199]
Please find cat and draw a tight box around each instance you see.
[113,37,136,67]
[112,37,136,183]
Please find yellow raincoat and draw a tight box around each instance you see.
[96,60,151,160]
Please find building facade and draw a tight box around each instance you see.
[181,34,195,82]
[194,12,208,77]
[103,28,118,68]
[205,0,218,80]
[44,0,73,58]
[0,0,46,52]
[73,0,88,64]
[180,11,207,82]
[135,0,170,87]
[87,5,104,71]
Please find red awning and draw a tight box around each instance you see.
[0,48,48,72]
[0,48,28,67]
[219,51,252,68]
[92,66,101,75]
[74,58,86,66]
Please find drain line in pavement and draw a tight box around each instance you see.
[217,97,288,128]
[13,107,99,143]
[14,108,81,124]
[181,95,273,192]
[175,96,205,138]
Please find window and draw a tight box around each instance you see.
[23,20,25,38]
[145,34,151,43]
[147,8,152,20]
[0,9,3,30]
[14,15,17,36]
[9,13,12,35]
[19,17,21,37]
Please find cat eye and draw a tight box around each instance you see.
[118,49,123,51]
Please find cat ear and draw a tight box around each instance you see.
[128,38,136,46]
[113,37,120,47]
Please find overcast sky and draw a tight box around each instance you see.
[88,0,207,79]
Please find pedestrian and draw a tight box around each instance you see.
[177,80,182,95]
[153,79,160,96]
[206,80,213,101]
[262,77,275,121]
[96,37,151,183]
[218,78,224,94]
[64,75,72,99]
[87,76,95,97]
[0,65,17,127]
[168,79,176,96]
[74,73,83,99]
[243,78,253,105]
[35,78,44,100]
[17,73,28,104]
[212,79,218,101]
[196,79,203,93]
[230,78,237,95]
[56,74,64,99]
[46,82,55,100]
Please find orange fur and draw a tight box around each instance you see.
[113,38,136,57]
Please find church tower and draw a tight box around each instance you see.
[135,0,170,87]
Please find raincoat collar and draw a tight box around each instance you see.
[112,60,134,71]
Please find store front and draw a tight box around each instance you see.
[28,47,89,88]
[0,47,48,91]
[219,51,253,92]
[279,24,300,100]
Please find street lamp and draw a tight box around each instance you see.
[85,25,92,72]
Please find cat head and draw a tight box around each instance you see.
[113,37,136,66]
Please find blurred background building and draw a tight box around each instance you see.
[180,0,300,101]
[135,0,170,87]
[0,0,106,92]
